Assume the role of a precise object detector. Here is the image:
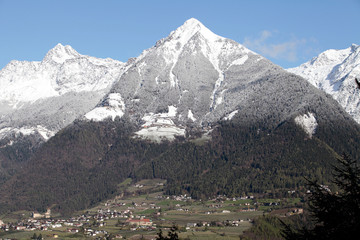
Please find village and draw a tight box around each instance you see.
[0,179,304,239]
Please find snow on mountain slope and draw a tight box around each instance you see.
[0,44,125,142]
[84,18,349,142]
[101,18,268,141]
[294,112,318,138]
[134,106,186,142]
[85,93,126,121]
[0,125,55,141]
[288,44,360,123]
[1,18,353,145]
[0,43,124,107]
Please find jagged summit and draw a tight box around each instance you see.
[182,17,203,27]
[175,18,204,31]
[169,18,223,43]
[43,43,80,64]
[152,18,252,62]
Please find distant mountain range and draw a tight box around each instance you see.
[0,18,360,215]
[1,20,359,146]
[288,44,360,123]
[0,43,125,142]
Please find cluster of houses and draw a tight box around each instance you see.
[0,189,306,239]
[223,219,252,227]
[125,218,155,232]
[0,204,153,234]
[185,218,253,230]
[154,194,257,205]
[83,228,108,237]
[32,208,51,219]
[156,194,192,201]
[0,218,62,232]
[286,208,304,216]
[210,195,255,202]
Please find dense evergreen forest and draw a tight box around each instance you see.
[0,134,42,185]
[0,112,360,216]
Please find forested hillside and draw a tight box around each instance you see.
[1,111,359,216]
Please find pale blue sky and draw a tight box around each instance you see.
[0,0,359,69]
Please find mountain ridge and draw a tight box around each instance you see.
[0,43,126,144]
[288,44,360,123]
[0,43,124,105]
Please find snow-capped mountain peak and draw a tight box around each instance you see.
[288,43,360,123]
[0,43,125,106]
[0,43,126,142]
[148,18,254,63]
[43,43,80,64]
[169,18,223,45]
[96,18,267,142]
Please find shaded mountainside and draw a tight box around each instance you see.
[0,91,109,185]
[0,118,177,215]
[0,134,42,185]
[135,89,360,198]
[1,103,360,215]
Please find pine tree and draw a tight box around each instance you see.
[167,225,179,240]
[282,154,360,239]
[156,225,179,240]
[156,229,165,240]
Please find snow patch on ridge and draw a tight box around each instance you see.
[188,110,196,122]
[85,93,125,121]
[0,125,55,141]
[294,112,318,137]
[134,106,185,142]
[223,110,238,120]
[0,128,13,139]
[135,126,185,143]
[36,125,56,140]
[214,89,227,106]
[230,55,248,67]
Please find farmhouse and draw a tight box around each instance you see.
[32,208,51,219]
[126,218,153,227]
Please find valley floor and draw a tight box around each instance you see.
[0,179,303,240]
